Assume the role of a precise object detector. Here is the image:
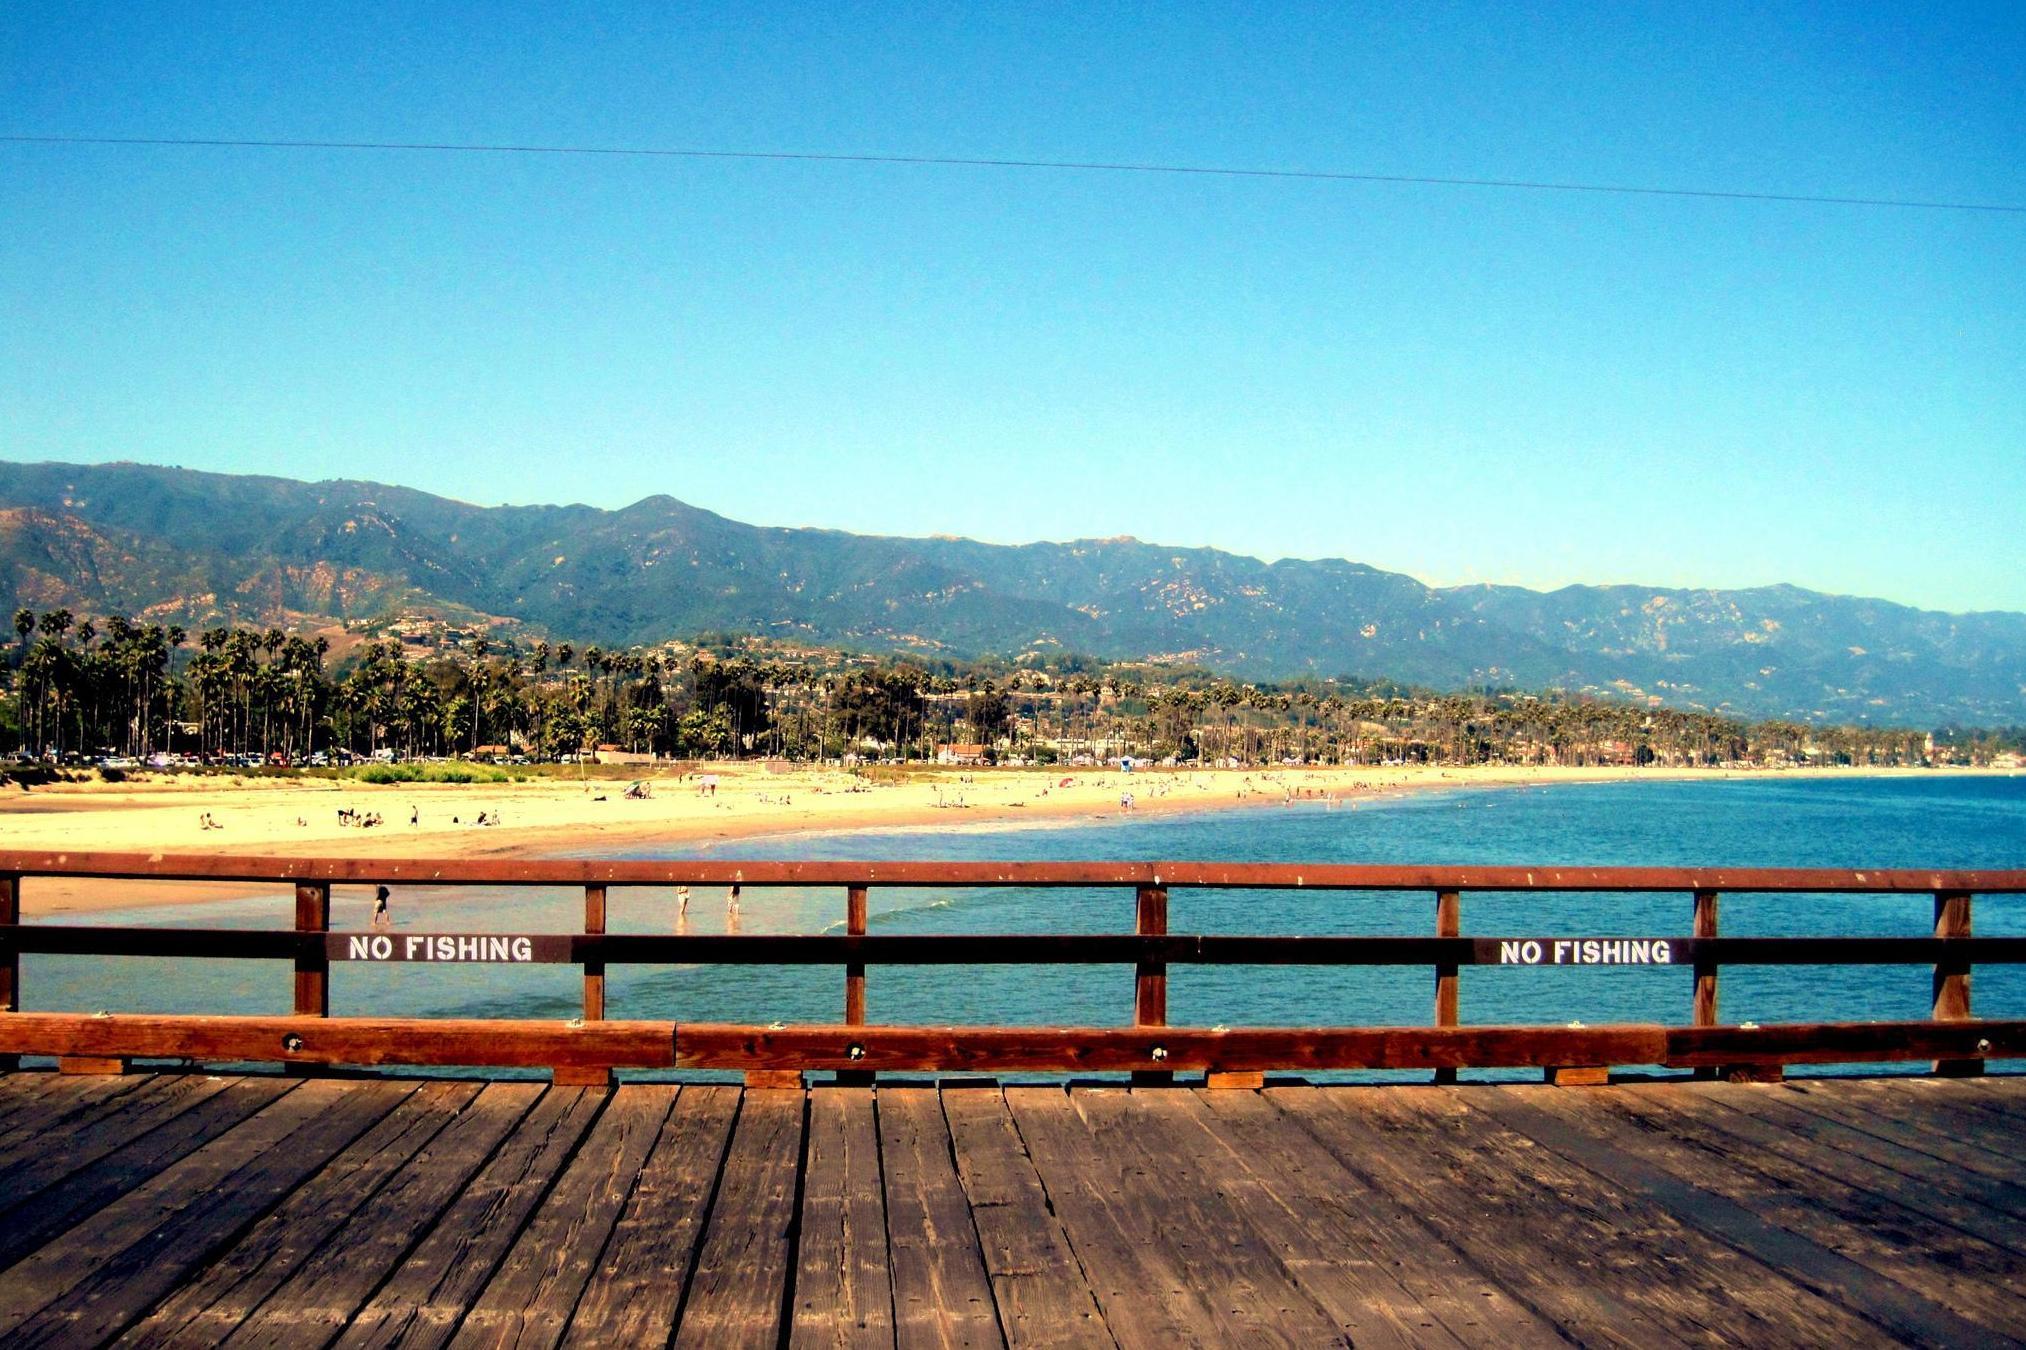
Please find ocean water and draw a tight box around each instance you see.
[23,775,2026,1079]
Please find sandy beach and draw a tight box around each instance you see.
[0,762,2000,915]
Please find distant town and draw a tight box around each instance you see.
[6,608,2020,779]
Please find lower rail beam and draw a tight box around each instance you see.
[1,1013,2019,1075]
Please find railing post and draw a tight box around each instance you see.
[554,884,614,1090]
[279,881,330,1080]
[1433,889,1460,1085]
[294,882,330,1017]
[838,884,872,1086]
[1,873,17,1073]
[1134,884,1173,1086]
[1693,889,1719,1081]
[1933,890,1980,1077]
[582,884,606,1021]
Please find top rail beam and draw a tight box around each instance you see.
[3,852,2024,893]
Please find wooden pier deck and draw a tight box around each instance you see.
[1,1073,2023,1347]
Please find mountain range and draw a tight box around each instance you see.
[3,460,2022,726]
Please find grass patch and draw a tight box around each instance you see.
[343,763,522,785]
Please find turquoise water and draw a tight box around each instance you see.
[23,775,2026,1078]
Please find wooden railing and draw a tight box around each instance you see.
[1,852,2023,1087]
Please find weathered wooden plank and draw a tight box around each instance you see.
[1002,1086,1247,1348]
[941,1087,1112,1349]
[0,1078,414,1348]
[1851,1077,2026,1151]
[1773,1079,2026,1184]
[1457,1086,1933,1346]
[0,1071,155,1154]
[1939,1074,2026,1119]
[218,1083,547,1350]
[789,1088,896,1347]
[334,1086,603,1350]
[877,1088,1004,1350]
[0,1073,75,1132]
[1644,1081,2026,1233]
[452,1084,676,1349]
[116,1080,483,1348]
[0,1073,224,1183]
[1582,1083,2026,1335]
[671,1089,807,1347]
[0,1078,297,1271]
[1473,1086,2007,1348]
[1191,1088,1565,1347]
[562,1085,740,1346]
[1276,1086,1702,1348]
[1081,1087,1436,1347]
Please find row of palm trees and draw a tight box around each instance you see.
[0,610,1980,768]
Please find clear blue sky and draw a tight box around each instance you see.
[4,3,2023,612]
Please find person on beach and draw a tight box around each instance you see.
[676,885,691,922]
[410,806,419,826]
[370,885,392,932]
[726,883,742,935]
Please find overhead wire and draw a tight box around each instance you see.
[3,133,2020,214]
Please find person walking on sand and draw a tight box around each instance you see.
[370,885,392,932]
[676,885,691,922]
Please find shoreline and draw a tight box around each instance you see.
[2,762,2009,916]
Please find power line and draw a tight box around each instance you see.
[4,132,2021,214]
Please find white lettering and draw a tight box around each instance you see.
[1582,939,1600,963]
[1654,941,1673,964]
[512,936,533,962]
[1499,940,1523,964]
[369,934,393,960]
[1520,940,1542,965]
[406,935,424,960]
[347,936,371,960]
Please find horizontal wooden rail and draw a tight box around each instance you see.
[10,926,2026,968]
[4,852,2022,1083]
[4,850,2024,893]
[0,1012,2019,1073]
[0,1012,674,1069]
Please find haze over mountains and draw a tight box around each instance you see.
[2,460,2022,726]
